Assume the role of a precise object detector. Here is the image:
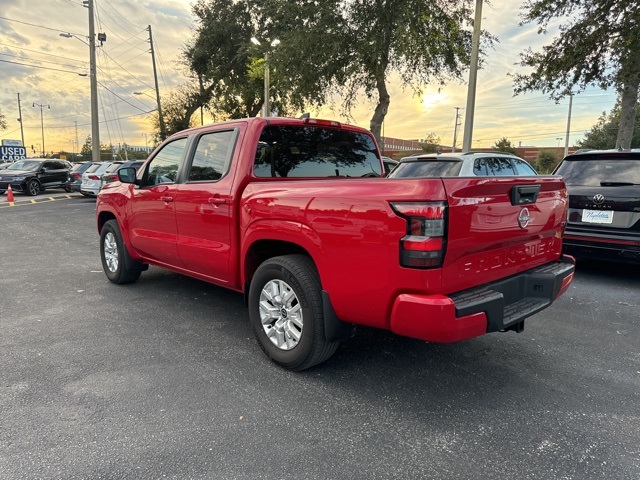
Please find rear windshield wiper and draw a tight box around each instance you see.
[600,181,640,186]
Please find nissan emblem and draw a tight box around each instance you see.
[518,207,531,229]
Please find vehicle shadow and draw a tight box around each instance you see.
[573,258,640,286]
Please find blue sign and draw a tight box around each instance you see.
[0,146,27,161]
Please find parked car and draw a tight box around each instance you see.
[0,161,14,170]
[0,159,72,196]
[554,149,640,264]
[100,160,144,189]
[80,162,112,196]
[381,156,398,175]
[64,162,95,193]
[389,152,537,178]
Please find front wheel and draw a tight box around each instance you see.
[100,219,142,284]
[248,255,338,371]
[26,179,40,196]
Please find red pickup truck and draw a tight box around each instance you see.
[96,117,575,370]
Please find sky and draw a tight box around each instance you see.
[0,0,619,156]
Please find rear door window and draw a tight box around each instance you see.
[253,126,381,177]
[187,130,237,182]
[486,158,516,176]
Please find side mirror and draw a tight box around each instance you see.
[118,167,137,184]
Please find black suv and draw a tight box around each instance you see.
[554,150,640,264]
[0,159,72,196]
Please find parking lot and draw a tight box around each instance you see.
[1,192,639,479]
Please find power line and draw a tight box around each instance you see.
[99,48,155,91]
[0,15,85,37]
[0,42,88,64]
[0,58,85,75]
[96,80,151,113]
[0,51,85,69]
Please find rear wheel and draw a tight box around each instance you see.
[100,219,142,284]
[248,255,338,371]
[26,179,40,196]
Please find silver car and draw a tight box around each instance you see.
[389,152,537,178]
[80,162,112,196]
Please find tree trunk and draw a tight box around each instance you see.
[369,73,390,149]
[616,50,640,149]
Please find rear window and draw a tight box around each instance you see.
[389,160,462,178]
[253,126,381,178]
[104,162,123,174]
[85,163,102,173]
[555,157,640,186]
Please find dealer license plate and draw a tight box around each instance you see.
[582,209,613,224]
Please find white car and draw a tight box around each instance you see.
[80,162,112,196]
[389,152,537,178]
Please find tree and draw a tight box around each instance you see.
[182,0,481,147]
[80,135,112,162]
[0,109,7,131]
[493,137,517,154]
[421,133,441,153]
[536,149,560,174]
[337,0,479,146]
[577,104,640,149]
[514,0,640,149]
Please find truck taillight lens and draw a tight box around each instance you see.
[391,202,446,268]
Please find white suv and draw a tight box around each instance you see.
[388,152,537,178]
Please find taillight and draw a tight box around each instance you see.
[391,202,446,268]
[72,173,82,179]
[88,175,100,180]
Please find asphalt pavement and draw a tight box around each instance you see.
[1,194,638,479]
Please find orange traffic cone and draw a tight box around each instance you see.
[6,184,15,203]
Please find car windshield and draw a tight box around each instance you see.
[7,160,42,172]
[389,160,462,178]
[556,157,640,186]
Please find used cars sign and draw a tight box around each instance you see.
[0,146,27,161]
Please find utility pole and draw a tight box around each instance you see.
[452,107,463,152]
[462,0,483,152]
[75,120,79,159]
[84,0,101,162]
[564,93,573,157]
[32,102,50,157]
[17,93,25,147]
[148,25,166,140]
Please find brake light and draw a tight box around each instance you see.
[391,202,446,268]
[72,173,82,179]
[303,118,341,127]
[88,175,100,180]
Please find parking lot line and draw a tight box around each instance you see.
[0,194,82,208]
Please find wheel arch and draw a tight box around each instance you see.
[242,221,354,343]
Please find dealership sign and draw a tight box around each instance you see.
[0,144,27,161]
[2,139,23,147]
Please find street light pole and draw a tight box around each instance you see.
[251,37,280,117]
[32,102,50,157]
[17,93,25,147]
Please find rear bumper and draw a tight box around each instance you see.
[390,255,575,343]
[563,232,640,264]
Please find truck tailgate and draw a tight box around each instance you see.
[440,176,567,294]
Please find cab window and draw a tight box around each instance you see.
[187,130,237,182]
[143,138,187,186]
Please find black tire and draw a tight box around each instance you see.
[248,254,338,371]
[100,219,142,284]
[26,179,40,196]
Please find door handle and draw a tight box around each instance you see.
[160,196,173,203]
[208,196,228,206]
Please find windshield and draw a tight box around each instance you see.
[7,160,42,172]
[556,157,640,186]
[389,160,462,178]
